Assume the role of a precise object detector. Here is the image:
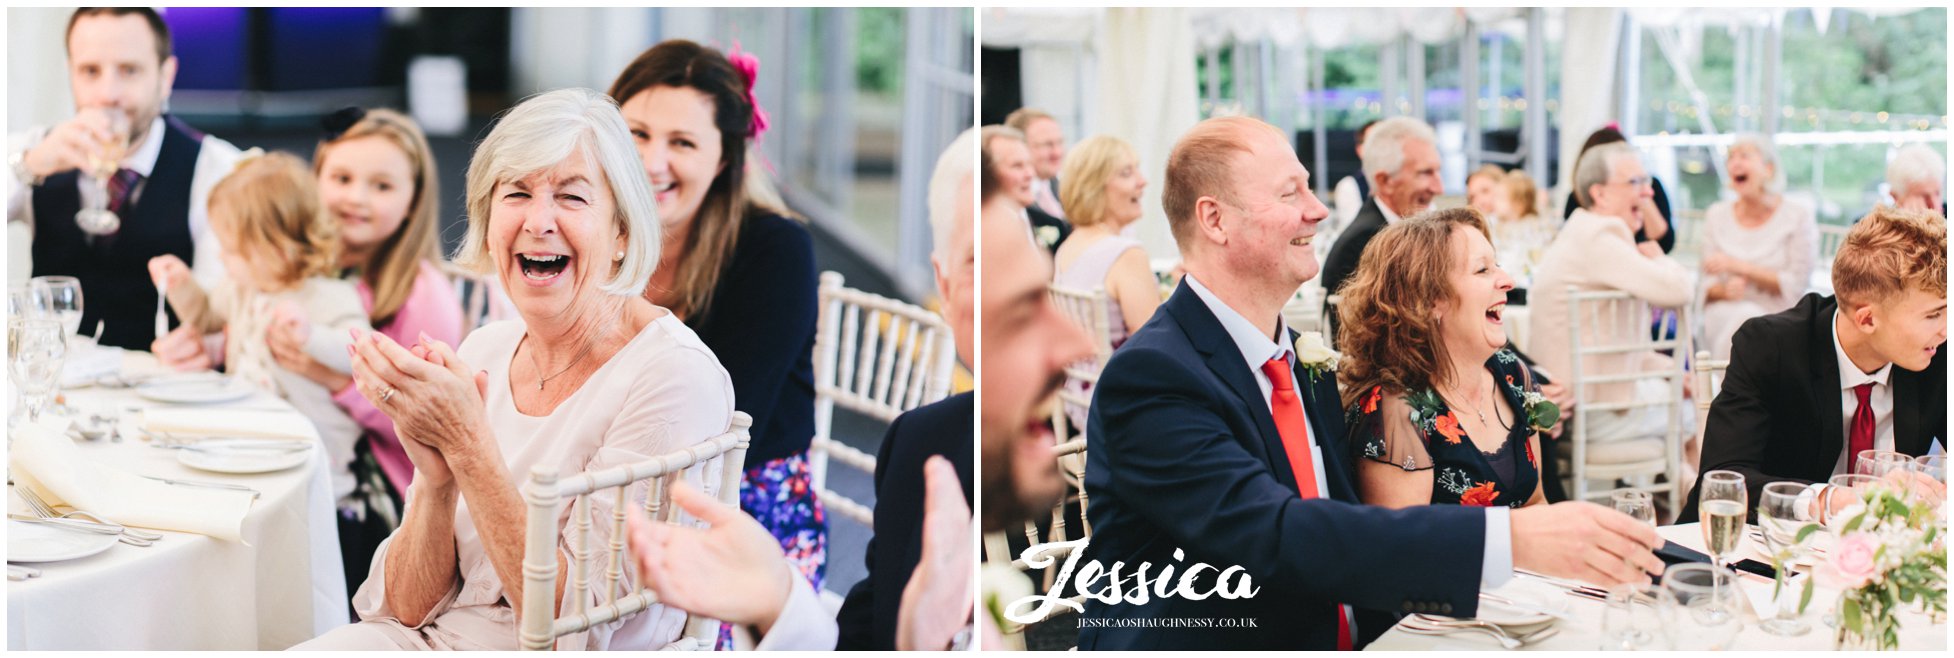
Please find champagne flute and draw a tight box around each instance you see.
[1613,489,1657,526]
[29,276,84,340]
[1757,482,1814,636]
[9,319,67,424]
[1698,470,1747,624]
[75,108,130,235]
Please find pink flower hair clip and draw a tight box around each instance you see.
[726,41,771,143]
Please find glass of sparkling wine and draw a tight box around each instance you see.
[1756,481,1814,636]
[1698,470,1747,624]
[75,108,130,235]
[29,276,84,340]
[1613,489,1657,526]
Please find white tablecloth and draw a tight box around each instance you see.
[7,352,347,650]
[1369,523,1947,651]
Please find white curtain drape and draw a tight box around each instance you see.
[1555,8,1624,205]
[1094,7,1200,260]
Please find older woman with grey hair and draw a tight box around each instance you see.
[1700,133,1817,359]
[1886,143,1946,215]
[293,88,734,650]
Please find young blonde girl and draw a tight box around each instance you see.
[149,151,370,508]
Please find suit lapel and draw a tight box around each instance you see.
[1893,369,1926,456]
[1287,335,1358,503]
[1810,299,1846,471]
[1166,285,1297,489]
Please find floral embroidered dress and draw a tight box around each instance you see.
[1345,350,1543,508]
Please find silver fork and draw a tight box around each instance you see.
[15,486,160,544]
[1397,619,1524,649]
[1418,616,1561,644]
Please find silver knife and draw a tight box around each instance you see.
[155,282,169,340]
[140,475,262,498]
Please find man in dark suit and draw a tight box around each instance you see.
[1681,207,1948,523]
[835,129,980,650]
[1320,117,1441,340]
[1078,116,1663,651]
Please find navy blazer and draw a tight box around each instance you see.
[834,393,974,649]
[1680,293,1947,522]
[687,213,819,467]
[1078,283,1486,651]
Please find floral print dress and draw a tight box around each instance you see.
[1345,350,1543,508]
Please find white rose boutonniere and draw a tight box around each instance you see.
[981,562,1035,632]
[1034,225,1061,248]
[1293,331,1340,381]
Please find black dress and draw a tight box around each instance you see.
[1345,350,1544,508]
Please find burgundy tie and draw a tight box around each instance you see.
[1258,357,1351,651]
[107,168,142,215]
[1848,383,1875,467]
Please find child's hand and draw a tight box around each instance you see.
[147,255,191,291]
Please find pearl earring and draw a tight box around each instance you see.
[615,251,625,261]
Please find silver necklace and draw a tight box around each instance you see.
[1442,380,1503,428]
[522,333,600,391]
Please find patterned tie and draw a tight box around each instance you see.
[1258,356,1351,651]
[107,168,142,215]
[1848,383,1875,467]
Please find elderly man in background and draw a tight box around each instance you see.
[7,7,243,350]
[1529,142,1696,468]
[1885,144,1946,217]
[1006,108,1069,223]
[1320,116,1442,340]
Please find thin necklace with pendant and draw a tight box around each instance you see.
[1444,381,1503,428]
[522,333,600,390]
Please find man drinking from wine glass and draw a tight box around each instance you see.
[5,7,243,351]
[1682,206,1947,523]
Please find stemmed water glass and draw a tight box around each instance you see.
[1757,481,1815,636]
[75,108,130,235]
[9,319,67,424]
[1600,582,1674,650]
[1613,489,1657,526]
[1697,470,1747,624]
[29,275,84,340]
[1856,449,1913,478]
[1661,563,1743,650]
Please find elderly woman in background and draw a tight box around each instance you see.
[1886,143,1946,215]
[1700,133,1817,359]
[293,88,734,650]
[607,39,827,593]
[1339,208,1547,509]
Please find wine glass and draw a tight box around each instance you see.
[1613,489,1657,526]
[9,319,67,424]
[1600,582,1674,650]
[1697,470,1747,624]
[1661,563,1742,650]
[29,276,84,340]
[1856,449,1912,478]
[1757,481,1814,636]
[1911,454,1946,502]
[75,108,129,235]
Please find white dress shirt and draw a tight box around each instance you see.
[7,116,240,288]
[1031,177,1065,219]
[1375,195,1406,225]
[1185,274,1515,631]
[1829,309,1896,474]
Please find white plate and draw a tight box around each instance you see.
[1465,579,1569,626]
[7,519,120,563]
[137,376,255,405]
[176,440,311,474]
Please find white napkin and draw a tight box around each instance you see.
[58,341,123,387]
[9,419,253,541]
[142,406,318,441]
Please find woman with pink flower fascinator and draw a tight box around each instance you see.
[607,38,827,624]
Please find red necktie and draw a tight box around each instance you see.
[1849,383,1875,467]
[1259,356,1351,651]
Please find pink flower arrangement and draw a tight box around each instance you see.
[1820,531,1882,590]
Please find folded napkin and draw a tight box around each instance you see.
[143,406,318,441]
[58,341,124,387]
[9,419,253,541]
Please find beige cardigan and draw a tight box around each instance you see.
[1527,208,1695,405]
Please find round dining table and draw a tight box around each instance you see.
[6,351,347,650]
[1368,521,1947,651]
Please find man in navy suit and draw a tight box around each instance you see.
[1078,116,1664,651]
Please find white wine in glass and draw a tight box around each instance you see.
[1698,470,1747,624]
